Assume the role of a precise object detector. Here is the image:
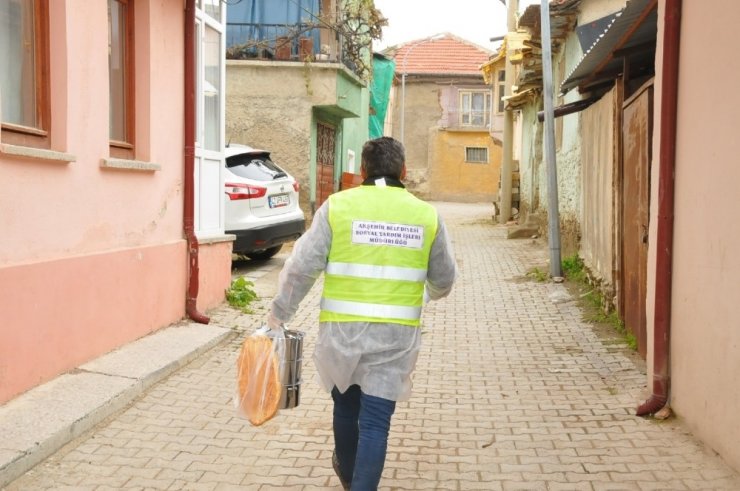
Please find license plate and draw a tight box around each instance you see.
[269,193,290,208]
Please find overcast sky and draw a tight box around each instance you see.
[373,0,541,52]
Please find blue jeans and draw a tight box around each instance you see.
[331,385,396,491]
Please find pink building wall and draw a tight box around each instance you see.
[0,1,230,404]
[647,0,740,472]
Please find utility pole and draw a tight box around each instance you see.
[498,0,517,223]
[540,0,563,278]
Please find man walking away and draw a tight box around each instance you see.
[267,136,457,490]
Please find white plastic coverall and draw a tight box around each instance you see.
[269,184,457,402]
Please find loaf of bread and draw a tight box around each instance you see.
[236,334,282,426]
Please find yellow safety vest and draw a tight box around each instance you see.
[320,184,438,327]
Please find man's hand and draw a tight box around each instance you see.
[266,312,284,333]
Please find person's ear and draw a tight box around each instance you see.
[361,165,367,179]
[400,164,407,181]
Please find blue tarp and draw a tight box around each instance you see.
[226,0,321,50]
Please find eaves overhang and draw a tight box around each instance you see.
[560,0,658,95]
[509,0,581,99]
[480,40,506,84]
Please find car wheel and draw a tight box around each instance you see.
[245,245,283,260]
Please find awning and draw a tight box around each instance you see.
[560,0,658,94]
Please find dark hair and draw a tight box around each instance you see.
[361,137,405,179]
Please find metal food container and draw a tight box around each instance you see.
[277,329,304,409]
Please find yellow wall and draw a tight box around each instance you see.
[429,130,501,202]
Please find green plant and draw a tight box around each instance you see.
[226,277,258,314]
[562,254,586,282]
[565,259,637,352]
[625,333,638,351]
[527,267,549,282]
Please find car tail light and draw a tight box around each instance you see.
[293,181,300,193]
[225,182,267,200]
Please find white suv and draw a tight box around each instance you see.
[224,144,305,259]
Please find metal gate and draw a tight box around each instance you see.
[621,83,653,358]
[316,121,336,208]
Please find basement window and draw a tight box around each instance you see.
[465,147,488,163]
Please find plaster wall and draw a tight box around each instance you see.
[196,240,234,313]
[578,0,628,25]
[552,34,584,224]
[226,62,328,212]
[429,130,500,202]
[517,103,543,217]
[339,87,369,178]
[0,1,198,403]
[648,0,740,472]
[579,87,616,286]
[226,61,365,212]
[0,242,187,403]
[390,81,442,197]
[1,1,186,265]
[518,31,584,254]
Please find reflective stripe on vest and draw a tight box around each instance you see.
[320,298,422,321]
[325,262,428,282]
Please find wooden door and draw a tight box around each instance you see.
[621,83,653,358]
[316,121,336,208]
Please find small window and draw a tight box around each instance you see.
[496,70,506,113]
[465,147,488,163]
[0,0,50,148]
[108,0,134,154]
[459,90,491,127]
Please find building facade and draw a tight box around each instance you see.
[0,0,231,404]
[224,0,374,214]
[386,33,500,202]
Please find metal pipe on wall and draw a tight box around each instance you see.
[540,0,563,278]
[184,0,210,325]
[637,0,681,417]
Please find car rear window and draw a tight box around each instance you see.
[227,153,287,181]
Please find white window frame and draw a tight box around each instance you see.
[495,69,506,114]
[194,1,226,237]
[459,89,491,128]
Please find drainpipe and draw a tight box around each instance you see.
[183,0,210,324]
[636,0,681,416]
[536,94,603,122]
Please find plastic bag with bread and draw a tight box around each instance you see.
[235,328,285,426]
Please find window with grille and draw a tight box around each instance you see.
[465,147,488,163]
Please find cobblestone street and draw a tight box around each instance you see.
[6,202,740,490]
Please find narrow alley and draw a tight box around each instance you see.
[5,203,739,490]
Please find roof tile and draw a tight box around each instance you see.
[388,33,494,76]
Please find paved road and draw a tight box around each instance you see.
[6,202,740,490]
